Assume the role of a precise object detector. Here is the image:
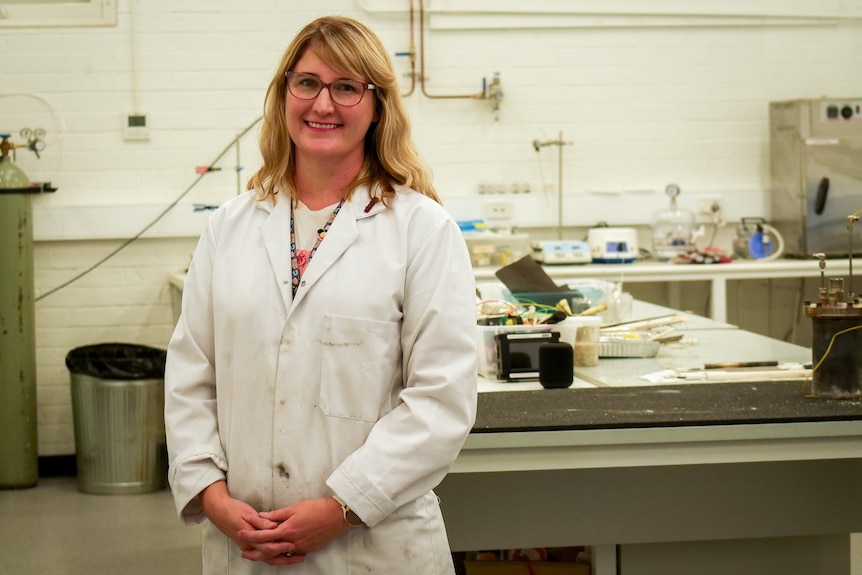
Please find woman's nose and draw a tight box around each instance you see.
[311,86,336,112]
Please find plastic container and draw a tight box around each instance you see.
[557,316,601,367]
[598,333,661,358]
[66,343,168,494]
[463,231,531,268]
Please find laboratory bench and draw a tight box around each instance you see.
[474,257,862,324]
[440,394,862,574]
[443,300,862,575]
[166,272,862,574]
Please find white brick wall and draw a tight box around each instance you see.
[33,238,197,454]
[1,0,861,454]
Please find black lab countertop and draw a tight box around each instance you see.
[473,381,862,433]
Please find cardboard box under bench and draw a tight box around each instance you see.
[464,561,590,575]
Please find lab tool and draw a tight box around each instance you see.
[587,227,639,263]
[733,217,785,260]
[495,331,561,381]
[531,240,591,264]
[804,247,862,398]
[476,323,553,380]
[651,183,695,261]
[532,132,573,240]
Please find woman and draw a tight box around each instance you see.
[164,15,478,574]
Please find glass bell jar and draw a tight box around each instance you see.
[651,183,695,262]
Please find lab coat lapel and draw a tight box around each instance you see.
[289,198,360,309]
[260,197,294,315]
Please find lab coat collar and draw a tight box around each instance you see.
[257,184,394,313]
[251,182,395,217]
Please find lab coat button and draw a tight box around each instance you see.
[301,280,306,286]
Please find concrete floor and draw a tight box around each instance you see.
[0,477,201,575]
[4,475,861,574]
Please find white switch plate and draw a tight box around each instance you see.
[483,199,514,220]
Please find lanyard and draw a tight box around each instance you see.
[289,198,344,297]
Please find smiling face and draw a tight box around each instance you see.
[285,48,378,171]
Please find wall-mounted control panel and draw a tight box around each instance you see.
[822,100,862,122]
[123,113,150,141]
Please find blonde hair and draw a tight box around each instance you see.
[248,15,439,205]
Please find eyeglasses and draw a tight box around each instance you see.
[285,71,376,107]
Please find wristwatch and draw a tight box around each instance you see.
[332,495,363,527]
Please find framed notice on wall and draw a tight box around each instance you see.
[0,0,117,28]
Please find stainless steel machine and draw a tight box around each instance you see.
[769,98,862,257]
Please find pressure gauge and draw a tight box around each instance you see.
[20,127,48,157]
[28,139,46,154]
[665,183,681,199]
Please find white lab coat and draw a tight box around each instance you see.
[165,184,478,574]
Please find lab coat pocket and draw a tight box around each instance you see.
[319,314,401,422]
[348,492,453,575]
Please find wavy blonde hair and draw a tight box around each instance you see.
[247,15,439,206]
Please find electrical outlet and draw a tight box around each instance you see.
[483,199,514,220]
[697,197,722,216]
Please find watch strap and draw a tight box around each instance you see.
[332,495,363,527]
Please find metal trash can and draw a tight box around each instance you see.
[66,343,167,494]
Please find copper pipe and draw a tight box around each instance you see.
[418,0,484,100]
[399,0,416,97]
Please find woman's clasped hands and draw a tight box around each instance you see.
[237,496,353,566]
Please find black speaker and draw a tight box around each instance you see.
[538,342,574,389]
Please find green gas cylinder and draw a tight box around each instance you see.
[0,134,38,488]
